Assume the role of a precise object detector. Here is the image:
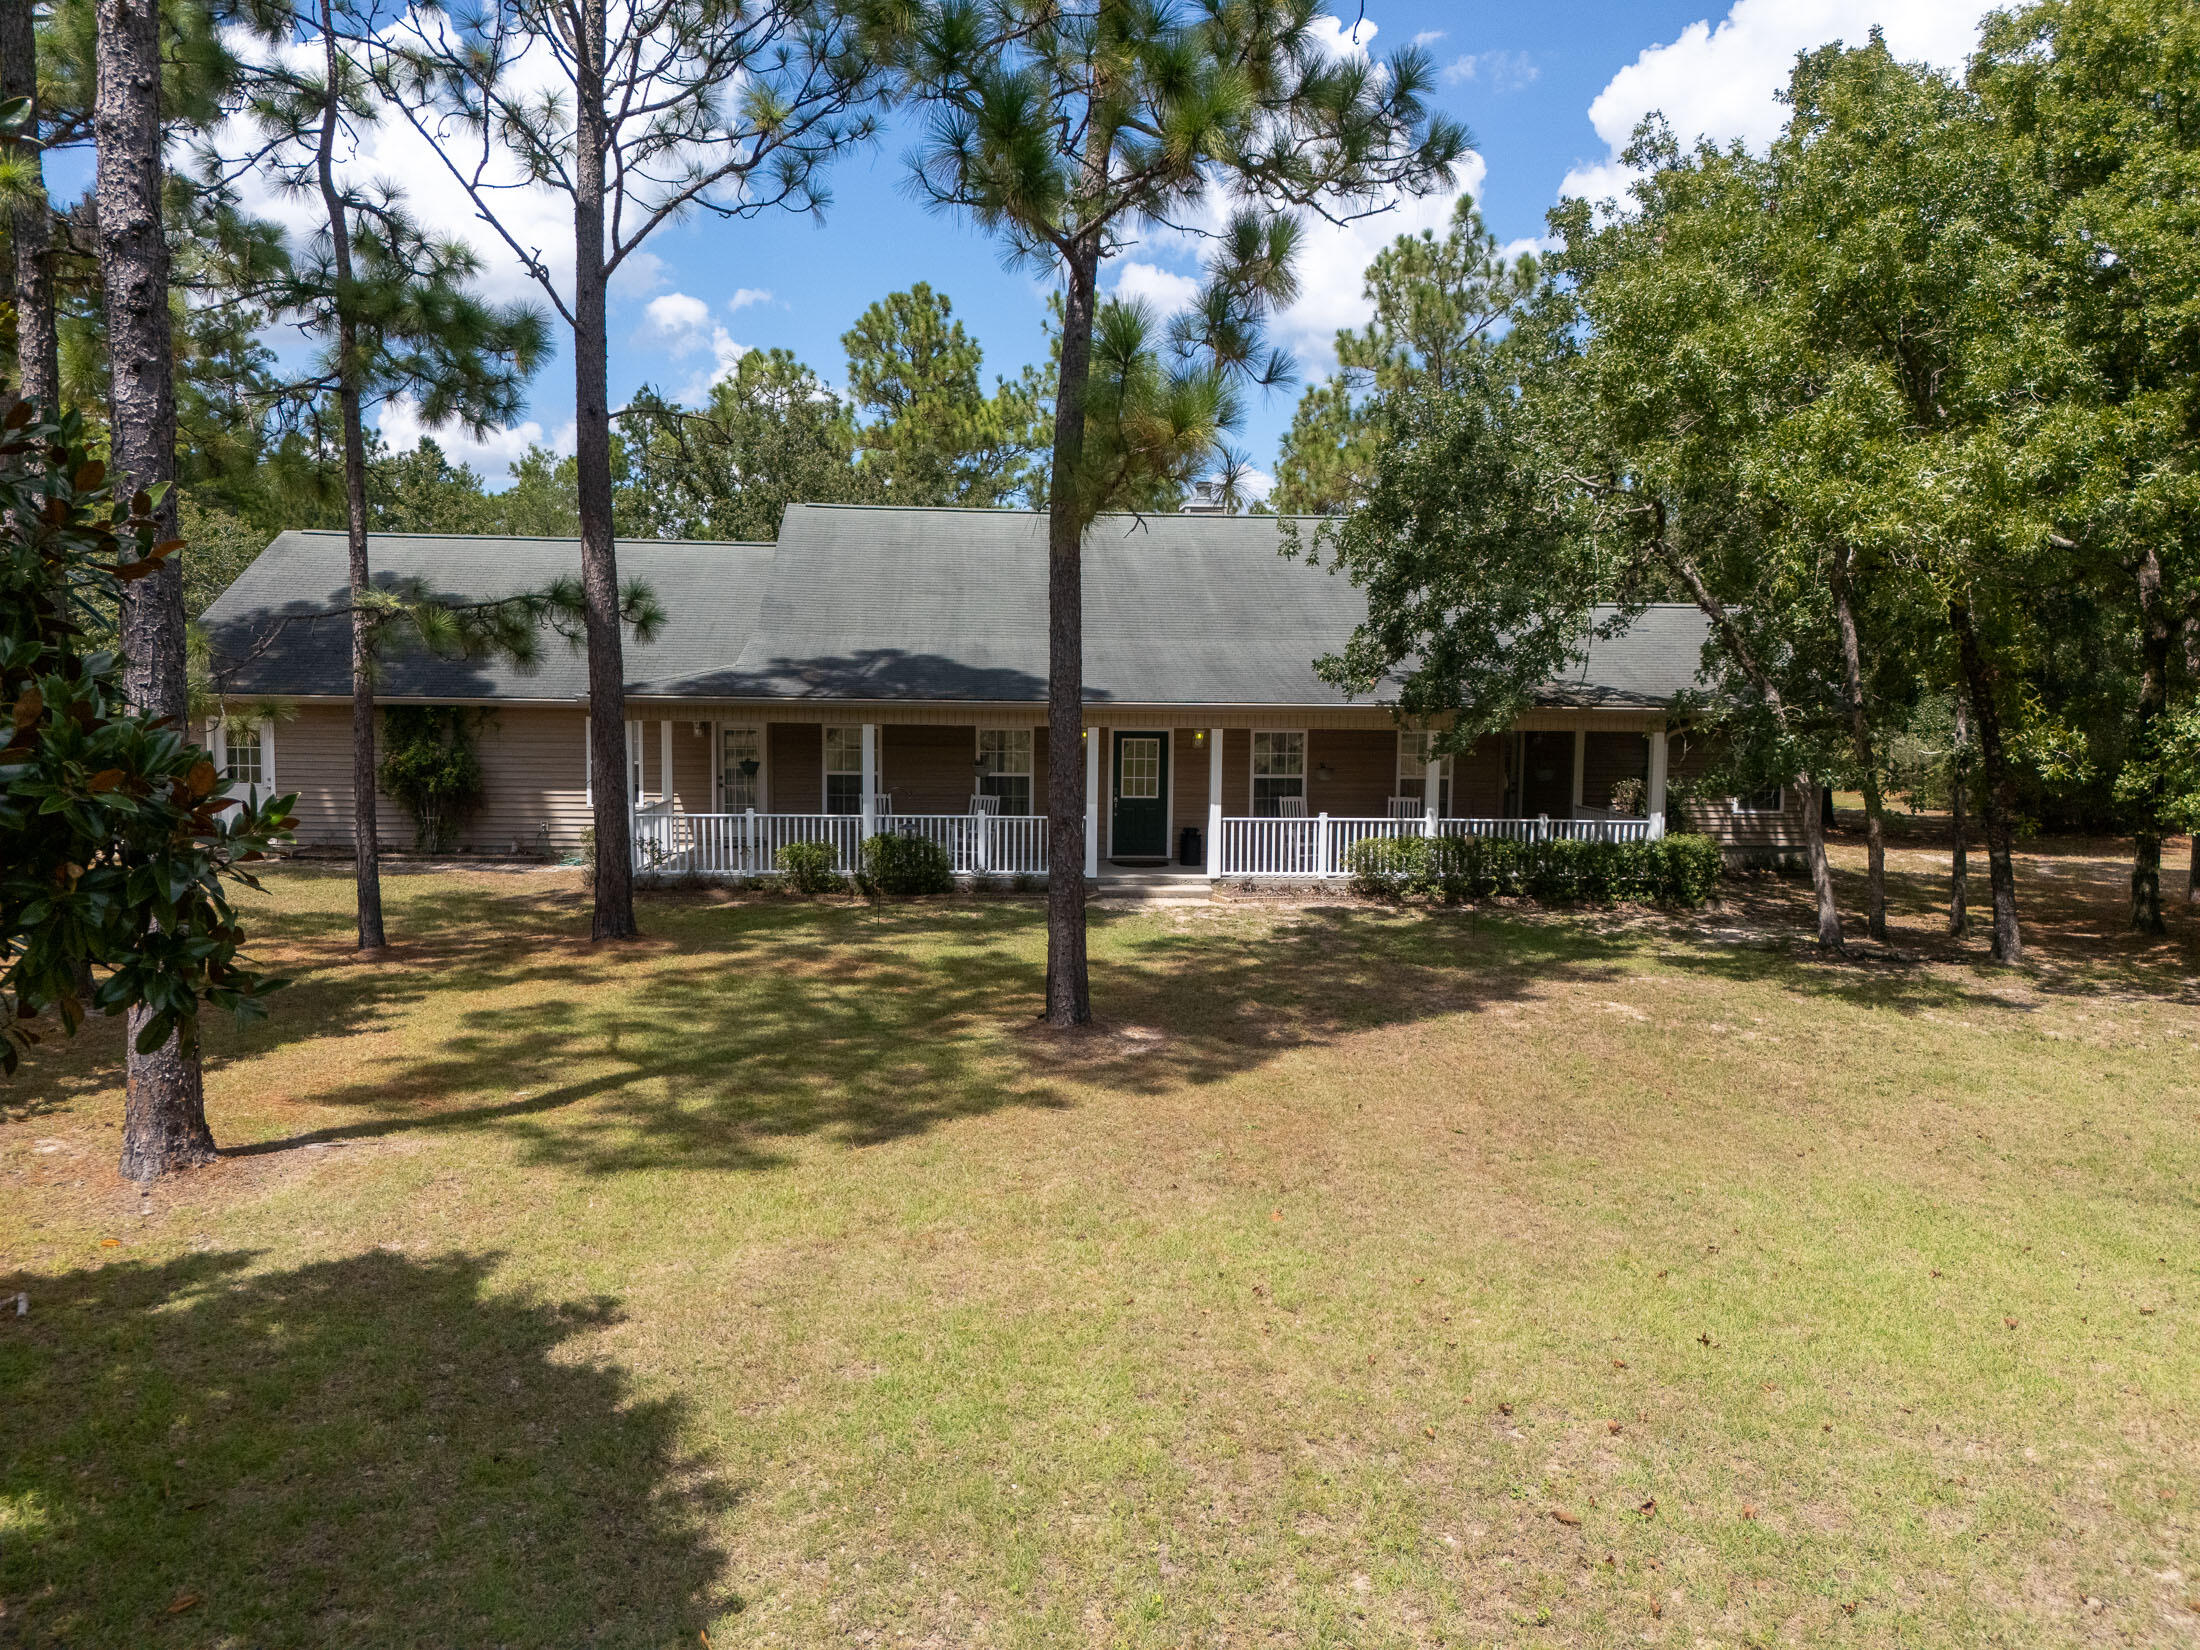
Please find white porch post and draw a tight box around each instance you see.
[1205,726,1224,877]
[1083,725,1100,878]
[860,723,878,838]
[659,719,673,806]
[1315,812,1332,878]
[624,720,639,804]
[1570,729,1587,817]
[1648,723,1670,839]
[1423,735,1440,837]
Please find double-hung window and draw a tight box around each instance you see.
[823,726,864,815]
[720,725,763,811]
[976,729,1033,814]
[1399,730,1451,815]
[1731,786,1784,814]
[1251,730,1306,817]
[222,724,264,789]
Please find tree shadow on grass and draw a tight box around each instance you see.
[0,1248,734,1647]
[220,896,1635,1176]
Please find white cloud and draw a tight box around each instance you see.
[1559,0,1991,201]
[1111,260,1202,315]
[1235,466,1275,506]
[1269,152,1489,372]
[376,396,547,479]
[1122,150,1489,383]
[1411,29,1445,47]
[642,292,712,348]
[727,287,774,312]
[1307,13,1376,60]
[1442,50,1538,91]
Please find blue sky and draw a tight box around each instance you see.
[177,0,1992,493]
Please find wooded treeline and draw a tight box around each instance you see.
[1274,1,2199,959]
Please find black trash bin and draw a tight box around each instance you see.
[1179,825,1202,867]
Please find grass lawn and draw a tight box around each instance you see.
[4,843,2198,1647]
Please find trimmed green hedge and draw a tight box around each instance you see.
[775,840,845,895]
[859,831,954,896]
[1345,831,1723,906]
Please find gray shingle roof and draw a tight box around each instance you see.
[199,506,1713,708]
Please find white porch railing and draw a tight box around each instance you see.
[632,808,1650,881]
[632,809,1048,877]
[1218,813,1655,879]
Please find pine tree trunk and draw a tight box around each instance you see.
[1,0,58,408]
[1948,695,1970,937]
[96,0,215,1180]
[1041,242,1098,1025]
[572,1,635,941]
[2128,545,2169,934]
[1830,541,1887,940]
[1950,601,2022,963]
[316,3,385,953]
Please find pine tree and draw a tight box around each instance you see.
[226,0,547,952]
[93,0,212,1179]
[374,0,883,941]
[876,0,1464,1022]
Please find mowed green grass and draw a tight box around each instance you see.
[3,846,2197,1648]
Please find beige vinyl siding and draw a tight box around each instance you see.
[1667,731,1806,848]
[769,722,823,813]
[1308,729,1393,817]
[664,718,715,812]
[1172,730,1213,835]
[883,723,978,814]
[270,705,408,847]
[1455,736,1506,817]
[1220,729,1252,815]
[270,703,590,852]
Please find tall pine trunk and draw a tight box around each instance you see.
[1948,694,1970,936]
[1041,241,1098,1025]
[572,0,635,941]
[1950,601,2022,963]
[96,0,216,1180]
[2128,545,2169,934]
[2,0,57,407]
[1830,541,1887,940]
[1799,773,1840,948]
[316,3,385,952]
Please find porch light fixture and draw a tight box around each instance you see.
[1192,729,1206,745]
[1315,763,1333,782]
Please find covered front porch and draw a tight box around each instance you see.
[619,706,1674,882]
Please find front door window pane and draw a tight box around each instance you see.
[223,725,262,787]
[1119,737,1160,799]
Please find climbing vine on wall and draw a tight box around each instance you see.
[378,707,489,853]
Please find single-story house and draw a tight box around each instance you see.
[197,503,1805,878]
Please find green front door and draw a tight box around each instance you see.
[1111,732,1169,859]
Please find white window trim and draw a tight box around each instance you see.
[716,720,768,813]
[1247,727,1308,818]
[1728,787,1786,815]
